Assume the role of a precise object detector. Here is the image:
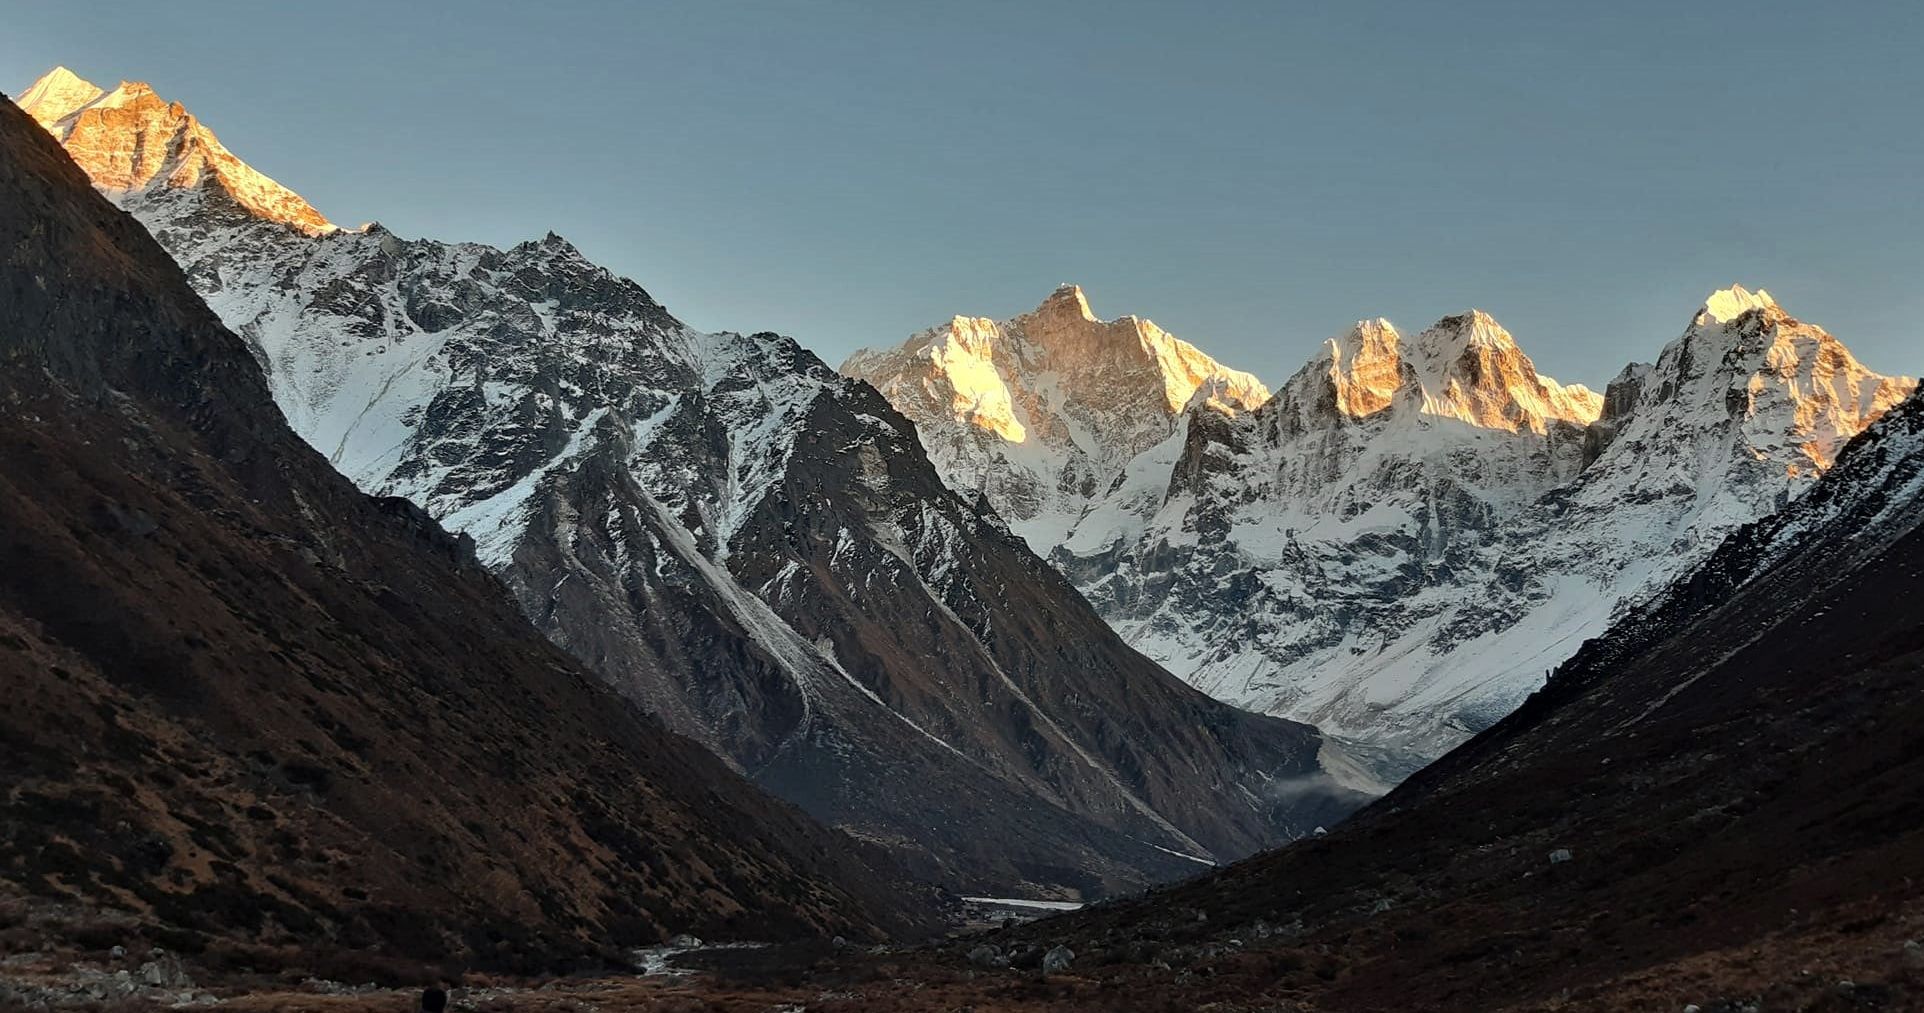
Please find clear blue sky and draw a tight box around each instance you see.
[6,1,1920,387]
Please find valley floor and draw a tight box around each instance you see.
[5,895,1921,1012]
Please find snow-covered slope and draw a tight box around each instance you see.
[18,67,1372,897]
[1016,384,1924,1011]
[842,284,1269,550]
[1061,310,1603,572]
[1257,289,1911,758]
[1054,306,1620,768]
[855,286,1914,773]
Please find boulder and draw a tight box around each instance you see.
[1042,944,1075,974]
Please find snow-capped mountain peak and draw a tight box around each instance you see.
[1037,281,1100,323]
[1406,310,1603,433]
[1299,310,1602,434]
[1624,285,1915,477]
[1698,283,1779,326]
[17,67,333,236]
[1325,317,1417,380]
[1006,283,1270,416]
[15,66,103,126]
[842,286,1270,549]
[1439,308,1512,348]
[1317,318,1404,416]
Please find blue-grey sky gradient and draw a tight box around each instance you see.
[6,0,1920,387]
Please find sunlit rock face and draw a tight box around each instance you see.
[18,67,333,236]
[23,67,1372,898]
[1674,286,1912,476]
[1237,310,1604,527]
[1306,312,1606,434]
[854,285,1913,777]
[842,284,1269,550]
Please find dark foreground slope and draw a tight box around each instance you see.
[0,95,929,971]
[973,384,1924,1010]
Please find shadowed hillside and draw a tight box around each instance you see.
[0,92,934,974]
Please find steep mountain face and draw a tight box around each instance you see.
[842,285,1269,550]
[1066,291,1912,764]
[986,385,1924,1010]
[19,68,1370,898]
[0,90,927,969]
[21,67,331,235]
[1056,308,1604,650]
[857,288,1912,771]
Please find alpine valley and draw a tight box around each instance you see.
[846,283,1915,771]
[16,67,1372,901]
[6,13,1924,1007]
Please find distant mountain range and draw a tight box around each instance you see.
[985,365,1924,1010]
[16,66,1370,901]
[847,281,1913,771]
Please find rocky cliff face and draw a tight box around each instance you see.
[0,89,928,968]
[842,284,1269,551]
[18,67,1371,899]
[854,286,1912,772]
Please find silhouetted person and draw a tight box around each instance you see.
[419,986,448,1012]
